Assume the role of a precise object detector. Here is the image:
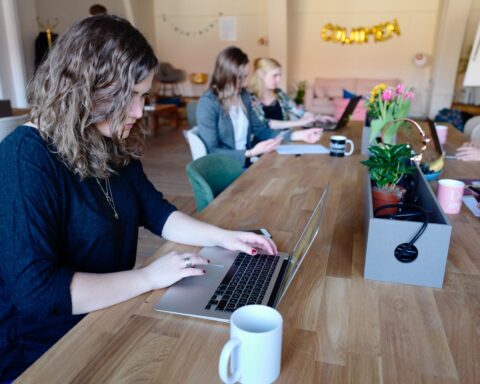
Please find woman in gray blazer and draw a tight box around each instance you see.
[197,46,322,165]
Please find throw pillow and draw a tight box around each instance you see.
[343,89,357,99]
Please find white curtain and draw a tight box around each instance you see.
[0,0,28,107]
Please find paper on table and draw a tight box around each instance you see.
[276,144,330,155]
[462,196,480,217]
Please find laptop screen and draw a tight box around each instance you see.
[336,96,362,129]
[426,118,443,155]
[275,187,329,305]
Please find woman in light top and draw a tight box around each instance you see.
[248,57,333,130]
[0,16,276,381]
[196,47,322,166]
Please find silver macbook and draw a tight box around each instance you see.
[154,187,329,322]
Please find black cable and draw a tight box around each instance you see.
[373,203,429,263]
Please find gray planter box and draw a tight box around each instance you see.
[361,124,371,155]
[363,166,452,288]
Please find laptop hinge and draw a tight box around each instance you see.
[267,258,290,307]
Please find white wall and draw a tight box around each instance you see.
[288,0,440,116]
[16,0,130,86]
[12,0,471,116]
[455,0,480,102]
[130,0,155,45]
[16,0,37,82]
[429,0,472,117]
[0,3,8,99]
[0,0,28,107]
[153,0,270,96]
[34,0,127,34]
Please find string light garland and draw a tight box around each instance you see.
[161,13,222,36]
[321,19,401,45]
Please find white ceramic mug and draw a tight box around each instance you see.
[330,135,354,157]
[436,179,465,214]
[219,305,283,384]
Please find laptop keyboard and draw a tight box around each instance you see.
[205,252,279,312]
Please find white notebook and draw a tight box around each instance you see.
[463,196,480,217]
[276,144,329,155]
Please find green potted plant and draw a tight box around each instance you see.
[293,80,307,105]
[361,143,415,215]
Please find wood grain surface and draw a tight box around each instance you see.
[17,122,480,383]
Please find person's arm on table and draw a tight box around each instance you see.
[70,253,206,315]
[267,115,315,130]
[71,212,277,315]
[456,141,480,161]
[291,128,323,143]
[162,211,277,254]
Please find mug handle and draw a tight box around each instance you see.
[219,338,241,384]
[345,139,354,156]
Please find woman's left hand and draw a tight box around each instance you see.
[456,145,480,161]
[218,230,278,256]
[291,128,323,143]
[316,114,336,123]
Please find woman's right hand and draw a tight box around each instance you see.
[246,136,282,157]
[298,114,316,127]
[142,251,209,290]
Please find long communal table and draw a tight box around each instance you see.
[18,122,480,383]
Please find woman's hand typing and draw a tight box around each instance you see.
[142,251,210,290]
[217,230,278,256]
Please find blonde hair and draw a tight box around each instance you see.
[27,15,158,179]
[209,46,249,111]
[247,57,281,98]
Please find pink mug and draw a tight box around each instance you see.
[435,125,448,146]
[436,179,465,214]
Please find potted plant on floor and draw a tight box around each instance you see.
[361,143,415,215]
[293,80,307,106]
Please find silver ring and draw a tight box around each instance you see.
[184,256,194,268]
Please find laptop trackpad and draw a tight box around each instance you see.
[155,248,237,313]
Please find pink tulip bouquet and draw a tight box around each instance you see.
[365,83,414,144]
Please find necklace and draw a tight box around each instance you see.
[96,178,119,220]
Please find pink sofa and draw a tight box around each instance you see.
[304,78,400,120]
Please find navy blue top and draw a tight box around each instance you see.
[0,126,177,380]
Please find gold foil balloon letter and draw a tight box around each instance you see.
[321,19,400,45]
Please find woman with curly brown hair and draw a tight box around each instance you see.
[0,15,276,381]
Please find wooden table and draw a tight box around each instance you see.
[18,122,480,383]
[143,103,179,136]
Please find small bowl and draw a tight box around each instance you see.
[189,73,208,85]
[422,169,443,181]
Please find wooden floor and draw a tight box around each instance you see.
[136,120,196,262]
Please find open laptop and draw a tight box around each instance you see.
[426,118,444,155]
[318,95,362,131]
[155,187,329,322]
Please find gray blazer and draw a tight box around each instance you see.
[196,89,291,164]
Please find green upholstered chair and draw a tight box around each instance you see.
[186,100,198,128]
[186,154,244,212]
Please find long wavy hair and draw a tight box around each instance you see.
[209,46,249,111]
[27,15,158,179]
[247,57,281,98]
